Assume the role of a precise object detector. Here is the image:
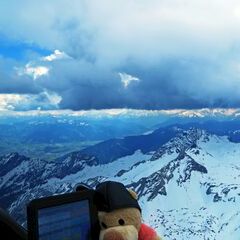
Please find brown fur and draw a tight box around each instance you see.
[99,225,138,240]
[98,207,142,232]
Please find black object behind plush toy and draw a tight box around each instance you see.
[94,181,141,212]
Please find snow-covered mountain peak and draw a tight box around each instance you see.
[151,127,204,160]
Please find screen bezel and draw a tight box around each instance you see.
[27,190,99,240]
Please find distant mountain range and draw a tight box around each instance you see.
[1,119,240,239]
[0,108,240,145]
[0,116,153,144]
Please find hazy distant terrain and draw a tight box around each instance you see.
[0,108,239,158]
[0,110,163,159]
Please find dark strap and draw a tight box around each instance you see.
[0,208,27,240]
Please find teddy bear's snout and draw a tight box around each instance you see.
[103,229,125,240]
[100,225,139,240]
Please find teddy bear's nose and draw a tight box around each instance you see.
[103,230,125,240]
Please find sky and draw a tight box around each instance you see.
[1,0,240,111]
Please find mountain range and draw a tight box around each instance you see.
[1,119,240,239]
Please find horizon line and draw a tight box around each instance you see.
[0,108,239,117]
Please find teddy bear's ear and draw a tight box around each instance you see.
[128,188,138,200]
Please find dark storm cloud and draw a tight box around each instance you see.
[1,0,240,110]
[0,57,41,94]
[39,56,240,110]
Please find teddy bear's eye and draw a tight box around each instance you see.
[118,219,125,225]
[101,222,107,229]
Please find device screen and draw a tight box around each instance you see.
[38,200,91,240]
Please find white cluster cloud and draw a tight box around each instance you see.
[17,49,71,81]
[0,94,23,111]
[23,64,49,80]
[42,50,70,62]
[119,72,140,88]
[0,91,62,111]
[17,49,71,80]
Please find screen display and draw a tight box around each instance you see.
[38,200,91,240]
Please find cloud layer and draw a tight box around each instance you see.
[1,0,240,110]
[0,91,61,111]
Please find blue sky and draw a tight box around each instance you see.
[0,34,51,61]
[1,0,240,111]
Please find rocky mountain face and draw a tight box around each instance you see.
[0,151,97,222]
[1,126,240,239]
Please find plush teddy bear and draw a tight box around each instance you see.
[95,181,162,240]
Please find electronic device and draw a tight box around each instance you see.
[27,190,99,240]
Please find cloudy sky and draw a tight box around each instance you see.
[1,0,240,111]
